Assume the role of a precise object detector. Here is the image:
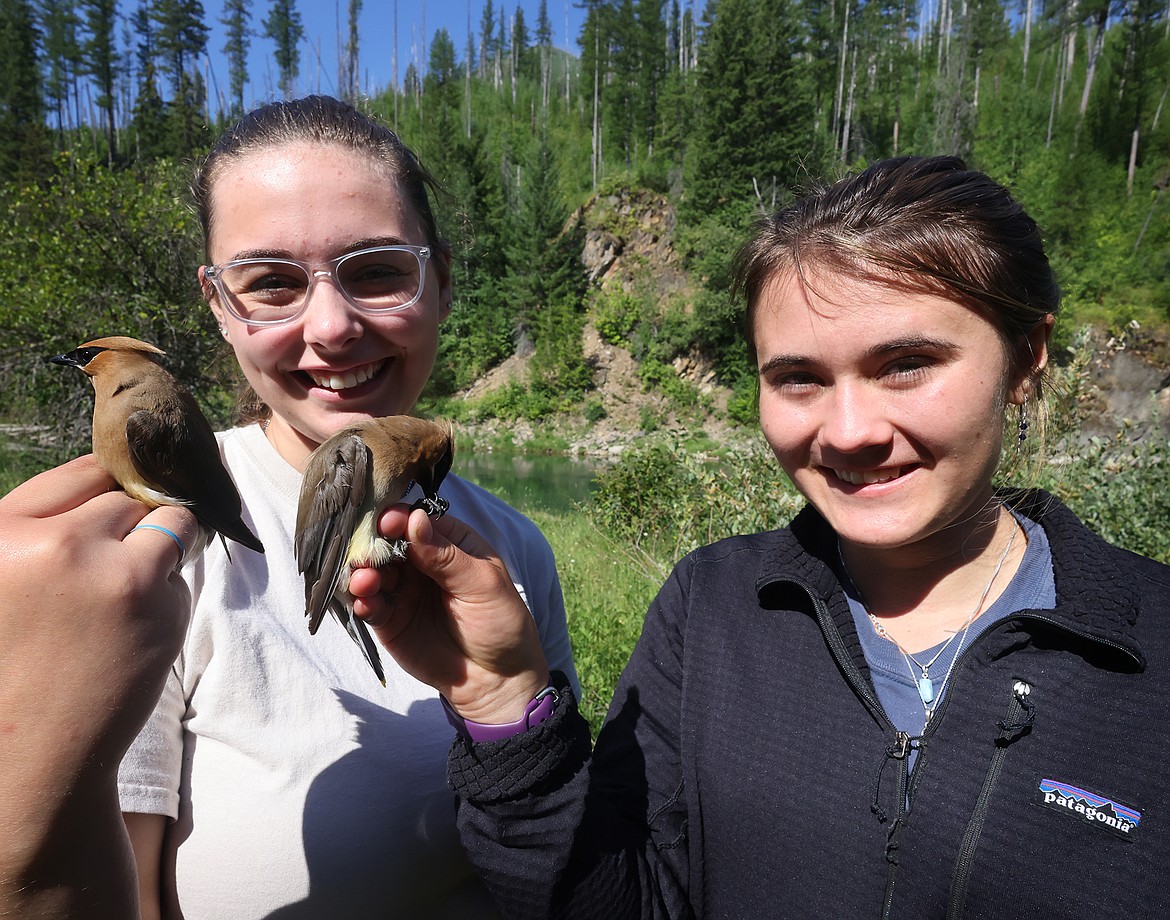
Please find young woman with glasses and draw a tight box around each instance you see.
[352,156,1170,918]
[117,95,578,919]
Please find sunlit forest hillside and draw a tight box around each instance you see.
[1,0,1167,449]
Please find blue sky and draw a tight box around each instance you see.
[205,0,589,109]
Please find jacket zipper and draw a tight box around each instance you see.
[945,681,1033,920]
[798,584,1136,919]
[802,582,909,919]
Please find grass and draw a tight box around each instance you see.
[529,508,660,735]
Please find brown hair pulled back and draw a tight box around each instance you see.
[194,96,447,424]
[733,156,1060,376]
[193,94,445,260]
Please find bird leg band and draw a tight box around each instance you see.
[412,496,449,518]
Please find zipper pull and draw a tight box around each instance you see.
[891,731,912,760]
[997,680,1036,743]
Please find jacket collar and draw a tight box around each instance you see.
[755,489,1145,669]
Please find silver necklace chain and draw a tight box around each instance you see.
[840,515,1019,723]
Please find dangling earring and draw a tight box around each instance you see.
[1017,395,1029,450]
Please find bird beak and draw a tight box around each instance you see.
[48,350,83,368]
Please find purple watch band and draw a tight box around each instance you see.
[442,686,559,743]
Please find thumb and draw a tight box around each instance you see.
[405,509,512,603]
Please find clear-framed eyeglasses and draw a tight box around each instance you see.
[204,244,431,326]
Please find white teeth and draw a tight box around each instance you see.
[308,361,383,391]
[835,468,900,485]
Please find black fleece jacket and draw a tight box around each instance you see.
[449,490,1170,919]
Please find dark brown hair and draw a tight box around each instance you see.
[732,156,1060,377]
[193,95,444,259]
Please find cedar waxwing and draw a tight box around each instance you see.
[49,336,264,563]
[295,416,454,684]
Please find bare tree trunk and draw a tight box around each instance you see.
[1152,84,1168,132]
[1135,187,1164,251]
[393,0,399,129]
[834,9,850,147]
[1128,127,1139,196]
[592,29,600,190]
[1077,9,1109,144]
[466,0,473,136]
[841,48,857,162]
[1023,0,1034,79]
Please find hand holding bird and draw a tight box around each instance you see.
[295,415,454,684]
[346,502,553,725]
[49,336,264,565]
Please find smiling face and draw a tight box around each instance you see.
[203,141,451,470]
[755,268,1046,561]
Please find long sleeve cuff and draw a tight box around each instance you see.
[447,670,592,804]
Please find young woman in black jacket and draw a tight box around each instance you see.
[354,155,1170,919]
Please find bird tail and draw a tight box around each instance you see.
[330,600,386,686]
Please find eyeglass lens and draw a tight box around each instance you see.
[217,247,425,323]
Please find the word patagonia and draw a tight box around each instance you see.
[1038,778,1141,840]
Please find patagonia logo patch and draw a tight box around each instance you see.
[1037,778,1141,840]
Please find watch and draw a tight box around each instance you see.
[442,685,559,743]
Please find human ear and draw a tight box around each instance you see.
[199,265,230,335]
[1008,313,1055,404]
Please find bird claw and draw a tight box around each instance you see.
[412,496,449,518]
[387,538,410,562]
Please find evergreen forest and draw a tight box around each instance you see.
[1,0,1167,458]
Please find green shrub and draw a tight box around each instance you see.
[593,287,642,346]
[588,436,805,579]
[583,396,607,422]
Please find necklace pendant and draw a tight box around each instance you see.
[917,676,936,705]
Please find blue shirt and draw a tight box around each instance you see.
[843,511,1057,741]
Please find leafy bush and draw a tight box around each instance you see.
[583,396,607,422]
[0,151,223,456]
[588,435,805,579]
[592,287,642,346]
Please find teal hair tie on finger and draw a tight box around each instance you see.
[131,523,187,563]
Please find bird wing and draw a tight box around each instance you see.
[124,392,263,554]
[295,432,370,635]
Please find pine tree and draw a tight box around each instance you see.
[264,0,303,98]
[0,0,50,179]
[343,0,361,101]
[578,0,608,188]
[79,0,119,164]
[153,0,209,149]
[635,0,666,161]
[690,0,815,216]
[478,0,495,79]
[38,0,83,146]
[536,0,553,111]
[220,0,251,119]
[129,0,168,161]
[152,0,208,95]
[423,27,458,134]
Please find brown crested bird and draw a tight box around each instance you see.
[49,336,264,563]
[295,416,454,684]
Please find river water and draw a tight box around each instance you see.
[456,451,604,515]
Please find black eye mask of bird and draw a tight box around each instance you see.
[50,335,264,566]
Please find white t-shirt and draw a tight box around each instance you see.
[118,423,580,919]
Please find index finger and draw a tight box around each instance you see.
[123,505,202,573]
[0,455,118,518]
